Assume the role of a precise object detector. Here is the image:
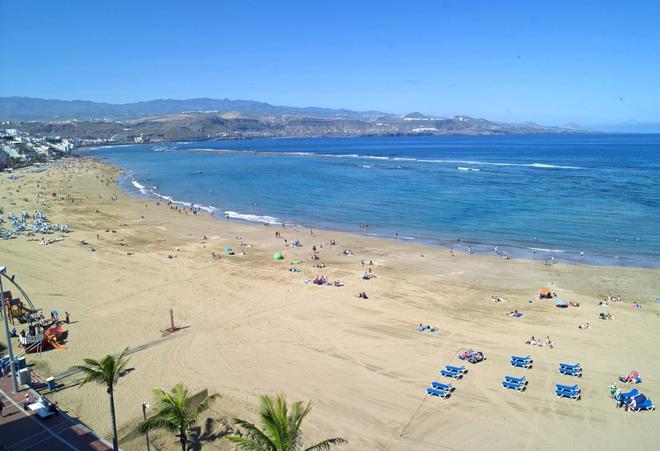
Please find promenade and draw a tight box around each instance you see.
[0,372,112,451]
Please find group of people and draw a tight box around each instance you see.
[362,270,375,280]
[525,335,554,349]
[416,323,438,333]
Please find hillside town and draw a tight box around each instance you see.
[0,127,74,170]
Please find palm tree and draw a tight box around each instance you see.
[229,394,346,451]
[73,348,130,450]
[137,383,218,451]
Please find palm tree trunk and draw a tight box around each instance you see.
[179,430,187,451]
[107,385,119,450]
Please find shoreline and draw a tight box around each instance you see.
[92,153,659,270]
[2,157,659,450]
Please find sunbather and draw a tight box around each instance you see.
[543,336,554,348]
[458,349,474,360]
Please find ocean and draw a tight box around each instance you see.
[82,134,660,267]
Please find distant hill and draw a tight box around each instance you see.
[0,96,386,122]
[11,112,586,146]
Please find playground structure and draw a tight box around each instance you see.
[18,323,67,354]
[2,289,41,324]
[1,272,66,357]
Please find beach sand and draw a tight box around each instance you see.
[1,158,659,450]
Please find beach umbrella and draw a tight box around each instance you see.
[51,309,60,315]
[538,287,552,298]
[225,247,233,252]
[273,252,284,260]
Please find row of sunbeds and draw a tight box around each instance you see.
[504,357,583,398]
[426,355,654,412]
[426,365,469,398]
[509,355,582,377]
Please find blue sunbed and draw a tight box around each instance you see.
[618,388,640,403]
[511,355,532,362]
[511,359,532,369]
[431,381,455,392]
[559,362,581,370]
[558,366,582,377]
[426,387,450,398]
[502,380,526,391]
[504,376,527,385]
[440,369,463,379]
[555,388,580,400]
[445,365,467,374]
[630,395,655,412]
[556,383,580,392]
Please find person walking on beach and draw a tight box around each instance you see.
[0,397,5,417]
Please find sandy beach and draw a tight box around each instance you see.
[1,157,659,450]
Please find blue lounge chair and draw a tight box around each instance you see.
[502,380,526,391]
[511,355,532,362]
[511,359,532,369]
[440,369,463,379]
[618,388,640,403]
[445,365,467,374]
[431,381,455,392]
[558,366,582,377]
[559,362,581,370]
[504,376,527,385]
[555,388,580,400]
[630,395,655,412]
[426,387,450,398]
[556,383,580,392]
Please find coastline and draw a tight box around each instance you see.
[1,157,659,450]
[103,154,657,270]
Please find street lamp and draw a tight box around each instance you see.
[142,401,151,451]
[0,265,19,394]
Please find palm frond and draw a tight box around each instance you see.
[137,383,216,443]
[138,415,180,434]
[227,434,270,451]
[74,348,131,388]
[259,394,289,449]
[232,418,276,450]
[304,437,347,451]
[287,399,313,449]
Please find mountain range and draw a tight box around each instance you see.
[0,96,386,122]
[1,97,593,144]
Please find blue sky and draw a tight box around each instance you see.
[1,1,659,125]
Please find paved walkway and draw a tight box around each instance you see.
[0,373,112,451]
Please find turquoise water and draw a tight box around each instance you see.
[84,134,660,267]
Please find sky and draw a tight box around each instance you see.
[1,0,659,125]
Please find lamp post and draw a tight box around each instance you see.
[142,401,151,451]
[0,266,19,394]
